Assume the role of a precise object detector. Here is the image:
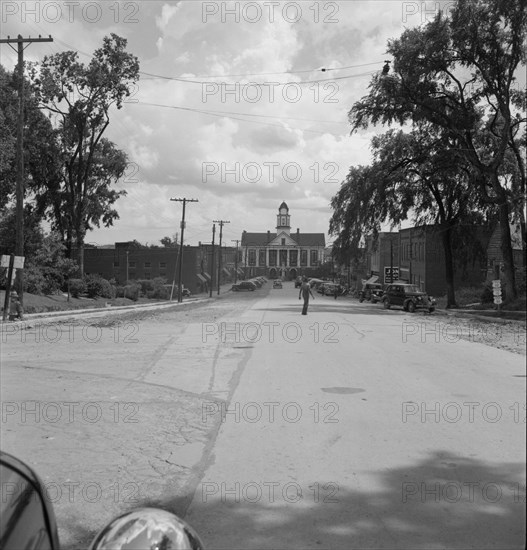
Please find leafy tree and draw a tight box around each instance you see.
[24,232,78,294]
[0,205,44,260]
[29,34,140,274]
[349,0,527,301]
[0,65,62,212]
[160,235,179,248]
[330,123,492,306]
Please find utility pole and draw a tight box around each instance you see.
[170,198,198,302]
[210,224,216,298]
[231,239,240,284]
[390,237,394,284]
[213,220,230,294]
[0,34,53,307]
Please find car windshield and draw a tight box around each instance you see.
[404,285,422,293]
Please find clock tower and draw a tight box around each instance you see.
[276,201,291,235]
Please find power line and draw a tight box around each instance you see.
[136,102,347,125]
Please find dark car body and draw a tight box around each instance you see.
[308,278,324,289]
[324,283,340,296]
[0,450,60,550]
[232,281,256,291]
[359,283,384,303]
[382,283,436,312]
[0,451,204,550]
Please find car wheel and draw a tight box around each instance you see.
[383,299,390,309]
[407,301,416,313]
[359,296,364,303]
[429,307,435,313]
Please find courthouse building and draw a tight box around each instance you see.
[240,202,326,279]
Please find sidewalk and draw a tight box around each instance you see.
[0,283,235,325]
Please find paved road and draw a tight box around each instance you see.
[1,283,525,549]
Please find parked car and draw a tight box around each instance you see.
[248,278,262,287]
[317,282,329,294]
[273,280,283,289]
[324,283,340,296]
[359,283,384,303]
[0,450,204,550]
[382,283,436,313]
[308,278,324,289]
[232,281,256,291]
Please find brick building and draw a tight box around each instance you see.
[365,232,400,285]
[364,225,490,296]
[84,242,237,294]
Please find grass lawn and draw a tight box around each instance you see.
[434,286,526,320]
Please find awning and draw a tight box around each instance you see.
[222,267,230,277]
[203,272,211,281]
[237,268,244,275]
[197,273,207,283]
[365,275,379,284]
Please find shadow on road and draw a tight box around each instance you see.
[131,450,525,550]
[66,451,525,549]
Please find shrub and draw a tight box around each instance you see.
[84,275,115,299]
[24,265,47,295]
[123,283,140,301]
[147,286,169,299]
[69,278,87,298]
[136,279,154,295]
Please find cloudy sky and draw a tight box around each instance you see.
[1,1,457,247]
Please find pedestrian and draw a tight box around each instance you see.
[9,290,24,321]
[334,284,340,300]
[298,277,315,315]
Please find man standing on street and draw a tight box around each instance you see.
[299,277,315,315]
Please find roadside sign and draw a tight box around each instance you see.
[492,280,502,305]
[1,255,24,268]
[384,266,399,284]
[13,256,25,269]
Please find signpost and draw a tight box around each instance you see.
[384,266,400,284]
[1,254,25,321]
[492,279,502,309]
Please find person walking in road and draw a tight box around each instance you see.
[299,277,315,315]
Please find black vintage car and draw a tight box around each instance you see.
[382,283,436,313]
[232,281,256,291]
[359,283,384,303]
